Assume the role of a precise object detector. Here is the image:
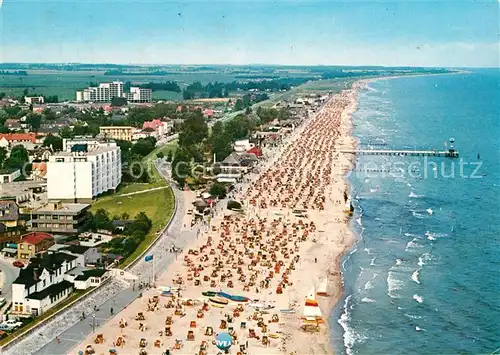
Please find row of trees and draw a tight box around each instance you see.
[116,136,157,183]
[170,104,293,187]
[181,78,309,100]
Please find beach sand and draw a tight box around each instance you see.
[71,85,361,355]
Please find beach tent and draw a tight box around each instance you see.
[302,288,323,320]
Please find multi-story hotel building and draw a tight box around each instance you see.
[126,87,153,103]
[46,139,121,202]
[76,81,151,103]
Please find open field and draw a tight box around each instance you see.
[0,71,243,101]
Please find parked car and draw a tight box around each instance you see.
[12,261,24,268]
[0,319,22,331]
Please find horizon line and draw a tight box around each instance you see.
[2,61,495,69]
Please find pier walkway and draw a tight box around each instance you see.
[340,149,459,158]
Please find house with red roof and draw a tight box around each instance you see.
[203,108,214,118]
[17,232,55,260]
[0,133,37,148]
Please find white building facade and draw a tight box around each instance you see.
[76,81,151,103]
[47,140,121,202]
[126,87,153,103]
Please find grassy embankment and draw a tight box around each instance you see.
[90,140,178,268]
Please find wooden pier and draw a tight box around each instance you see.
[340,149,459,158]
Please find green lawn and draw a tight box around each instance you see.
[90,186,175,268]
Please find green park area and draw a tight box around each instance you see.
[90,141,177,268]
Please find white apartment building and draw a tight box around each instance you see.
[76,81,152,103]
[126,87,153,103]
[76,81,124,103]
[47,139,121,203]
[24,96,45,104]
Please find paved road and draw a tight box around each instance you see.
[4,162,203,355]
[0,259,20,306]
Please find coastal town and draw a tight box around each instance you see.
[0,75,343,354]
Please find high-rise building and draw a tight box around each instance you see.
[126,87,153,103]
[47,139,121,203]
[76,81,151,103]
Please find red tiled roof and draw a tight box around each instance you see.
[248,146,262,157]
[0,133,37,143]
[142,119,163,130]
[21,232,54,245]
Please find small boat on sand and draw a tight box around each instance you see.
[280,308,296,314]
[217,292,249,302]
[209,297,229,306]
[201,291,217,297]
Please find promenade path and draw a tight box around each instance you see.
[118,185,170,197]
[4,160,203,355]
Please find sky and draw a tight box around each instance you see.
[0,0,498,67]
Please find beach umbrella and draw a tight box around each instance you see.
[215,332,233,351]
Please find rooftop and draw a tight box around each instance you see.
[0,200,19,221]
[26,280,73,300]
[53,145,119,157]
[0,133,36,143]
[61,244,90,255]
[33,202,90,215]
[74,268,107,281]
[20,232,54,245]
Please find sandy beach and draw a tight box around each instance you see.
[71,85,362,355]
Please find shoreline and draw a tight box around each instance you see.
[68,82,366,355]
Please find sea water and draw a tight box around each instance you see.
[331,71,500,355]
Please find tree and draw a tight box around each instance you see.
[131,137,156,157]
[42,134,63,151]
[60,126,73,139]
[0,110,8,125]
[156,152,164,159]
[43,95,59,103]
[42,108,56,121]
[209,181,227,199]
[178,111,208,149]
[92,208,113,231]
[234,99,244,111]
[26,113,42,131]
[166,150,173,162]
[183,90,194,100]
[171,148,190,188]
[210,121,232,162]
[0,147,7,168]
[4,145,29,170]
[111,96,127,107]
[125,212,153,238]
[245,106,252,115]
